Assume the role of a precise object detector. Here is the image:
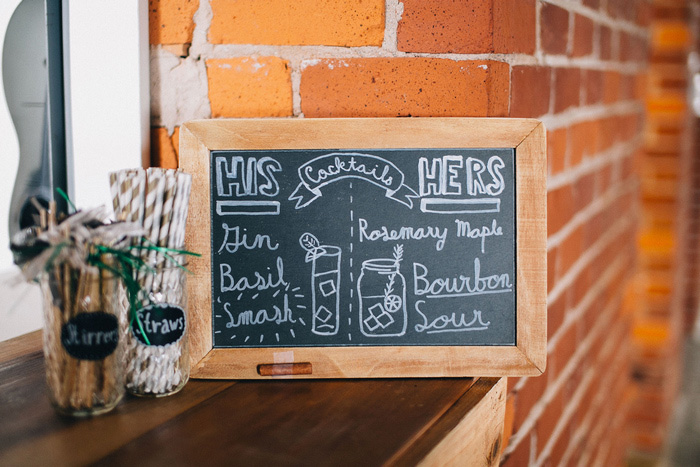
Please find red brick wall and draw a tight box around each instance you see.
[148,1,660,464]
[628,2,695,460]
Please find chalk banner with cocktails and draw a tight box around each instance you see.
[210,148,516,348]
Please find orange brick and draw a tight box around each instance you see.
[513,376,548,433]
[600,26,614,61]
[598,116,618,151]
[596,164,613,196]
[507,376,520,393]
[548,294,566,340]
[652,21,691,52]
[149,0,199,45]
[633,322,671,349]
[541,3,570,55]
[548,247,558,293]
[151,127,178,168]
[583,210,603,249]
[569,121,598,166]
[548,128,567,175]
[560,226,584,276]
[510,66,551,117]
[547,418,573,466]
[501,432,532,467]
[554,68,581,113]
[635,72,647,100]
[607,0,639,22]
[548,185,575,235]
[493,0,537,53]
[503,395,516,451]
[603,71,622,104]
[619,74,637,102]
[536,388,565,453]
[206,57,293,118]
[620,32,649,62]
[550,326,579,385]
[398,0,536,54]
[397,0,493,53]
[637,1,651,27]
[585,69,604,105]
[573,14,594,57]
[209,0,384,46]
[568,263,592,307]
[300,59,509,118]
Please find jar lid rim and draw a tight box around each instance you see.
[361,258,399,271]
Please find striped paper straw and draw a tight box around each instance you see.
[140,168,166,290]
[127,169,146,227]
[109,172,120,217]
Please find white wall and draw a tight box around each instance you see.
[65,0,149,209]
[0,0,149,341]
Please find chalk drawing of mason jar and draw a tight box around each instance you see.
[300,233,342,336]
[358,245,406,337]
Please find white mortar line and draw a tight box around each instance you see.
[190,0,214,59]
[538,54,647,73]
[546,136,643,192]
[383,0,402,52]
[548,325,630,467]
[547,215,635,352]
[542,0,652,37]
[151,0,648,132]
[290,58,303,117]
[568,5,576,58]
[546,209,636,312]
[573,335,630,467]
[184,42,648,71]
[535,0,543,62]
[539,101,645,131]
[535,366,595,466]
[503,279,628,458]
[508,180,635,396]
[546,176,638,254]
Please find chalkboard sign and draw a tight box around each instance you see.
[181,118,546,379]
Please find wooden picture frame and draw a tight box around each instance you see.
[180,118,546,379]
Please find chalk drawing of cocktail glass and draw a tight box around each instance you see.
[358,244,407,337]
[300,233,342,336]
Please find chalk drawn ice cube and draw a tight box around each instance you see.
[364,303,395,332]
[319,279,337,298]
[363,315,381,332]
[315,305,333,324]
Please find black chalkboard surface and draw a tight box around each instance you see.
[210,148,516,348]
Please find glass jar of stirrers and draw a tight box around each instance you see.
[122,255,189,397]
[41,264,124,416]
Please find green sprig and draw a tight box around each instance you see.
[91,242,200,346]
[55,187,77,213]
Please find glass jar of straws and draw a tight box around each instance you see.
[110,167,194,397]
[123,255,189,396]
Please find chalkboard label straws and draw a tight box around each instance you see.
[131,304,187,347]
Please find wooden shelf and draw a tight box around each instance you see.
[0,331,506,465]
